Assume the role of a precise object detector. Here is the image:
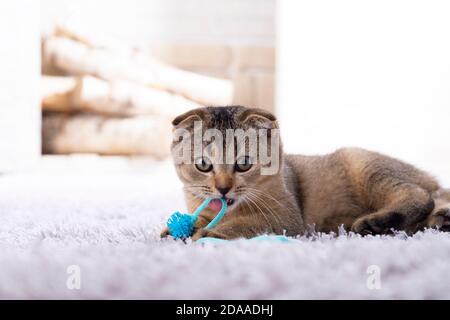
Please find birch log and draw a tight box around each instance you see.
[43,36,234,106]
[73,76,202,116]
[42,75,202,117]
[54,22,132,55]
[41,76,77,112]
[42,112,172,158]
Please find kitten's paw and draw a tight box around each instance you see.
[427,208,450,231]
[351,216,385,235]
[160,227,170,238]
[192,228,226,241]
[191,229,207,241]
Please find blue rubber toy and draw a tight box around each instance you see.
[166,198,227,239]
[196,234,296,244]
[166,197,297,244]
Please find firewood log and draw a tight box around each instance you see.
[42,112,172,158]
[73,76,203,116]
[54,22,132,55]
[41,76,77,112]
[42,75,202,117]
[43,36,233,106]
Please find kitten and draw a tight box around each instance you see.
[161,106,450,240]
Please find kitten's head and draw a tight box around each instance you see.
[171,106,282,210]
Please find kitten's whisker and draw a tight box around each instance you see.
[247,190,282,220]
[241,196,255,218]
[242,195,264,225]
[186,189,209,202]
[184,185,213,198]
[245,187,298,217]
[246,187,288,228]
[246,191,281,228]
[244,193,272,227]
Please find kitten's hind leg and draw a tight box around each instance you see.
[351,185,435,235]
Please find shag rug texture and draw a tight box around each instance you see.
[1,159,450,299]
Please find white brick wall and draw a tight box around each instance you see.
[146,44,276,110]
[40,0,275,46]
[40,0,277,111]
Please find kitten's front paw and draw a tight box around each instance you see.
[160,227,170,238]
[192,228,226,241]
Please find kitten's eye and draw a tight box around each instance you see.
[235,156,252,172]
[195,157,213,173]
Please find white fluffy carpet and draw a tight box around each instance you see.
[1,157,450,299]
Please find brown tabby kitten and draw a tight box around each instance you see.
[161,106,450,240]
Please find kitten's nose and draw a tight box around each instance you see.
[217,186,231,196]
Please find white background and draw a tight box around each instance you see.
[277,0,450,185]
[40,0,275,45]
[0,0,40,171]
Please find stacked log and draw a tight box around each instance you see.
[43,36,233,106]
[42,75,202,116]
[41,24,234,157]
[42,113,172,158]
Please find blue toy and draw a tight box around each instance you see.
[196,234,296,244]
[166,197,297,244]
[166,198,228,239]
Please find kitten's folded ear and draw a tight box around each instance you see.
[172,108,205,129]
[239,108,278,129]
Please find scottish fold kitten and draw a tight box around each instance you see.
[162,106,450,240]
